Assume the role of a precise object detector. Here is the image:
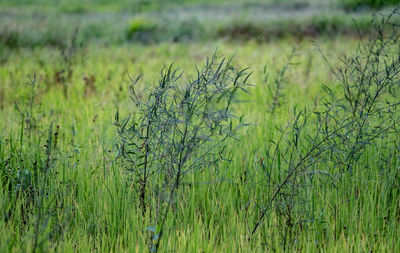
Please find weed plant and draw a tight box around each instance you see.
[0,76,67,252]
[249,9,400,250]
[115,54,251,251]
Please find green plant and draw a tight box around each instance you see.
[115,53,250,251]
[342,0,400,10]
[0,74,66,251]
[126,17,158,42]
[14,74,41,140]
[265,47,297,114]
[54,29,84,98]
[249,10,400,249]
[321,10,400,173]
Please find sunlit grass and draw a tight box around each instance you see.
[1,34,399,252]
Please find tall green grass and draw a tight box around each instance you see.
[1,19,400,251]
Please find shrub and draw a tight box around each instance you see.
[250,9,400,248]
[342,0,400,10]
[0,27,19,48]
[126,17,158,43]
[115,53,250,251]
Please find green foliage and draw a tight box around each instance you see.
[249,11,400,248]
[57,4,89,14]
[126,17,158,42]
[0,75,66,252]
[342,0,400,10]
[115,54,250,251]
[1,2,397,48]
[218,14,375,42]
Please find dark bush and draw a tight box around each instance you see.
[342,0,400,10]
[126,17,158,43]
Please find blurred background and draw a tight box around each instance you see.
[1,0,400,49]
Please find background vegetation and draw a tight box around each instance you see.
[342,0,400,10]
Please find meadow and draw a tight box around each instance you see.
[1,0,400,252]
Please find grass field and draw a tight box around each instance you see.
[1,0,400,252]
